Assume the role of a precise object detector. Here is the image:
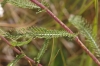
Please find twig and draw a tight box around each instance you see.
[0,36,42,66]
[30,0,100,66]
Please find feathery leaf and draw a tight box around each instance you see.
[1,0,49,13]
[68,15,100,57]
[6,27,76,39]
[6,0,40,9]
[1,27,76,46]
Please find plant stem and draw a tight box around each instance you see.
[0,36,42,66]
[30,0,100,65]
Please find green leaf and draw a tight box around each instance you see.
[6,0,40,9]
[11,38,32,46]
[34,39,49,63]
[1,0,49,13]
[4,27,76,41]
[7,54,25,66]
[68,15,100,57]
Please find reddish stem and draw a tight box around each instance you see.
[0,36,42,66]
[30,0,100,66]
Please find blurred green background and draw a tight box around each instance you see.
[0,0,100,66]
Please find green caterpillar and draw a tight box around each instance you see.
[6,27,76,40]
[0,27,76,46]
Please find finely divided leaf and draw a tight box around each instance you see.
[68,15,100,57]
[1,27,76,46]
[7,0,40,9]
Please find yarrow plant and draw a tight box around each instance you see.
[0,1,76,65]
[0,0,100,66]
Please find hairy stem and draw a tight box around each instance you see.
[0,36,42,66]
[30,0,100,65]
